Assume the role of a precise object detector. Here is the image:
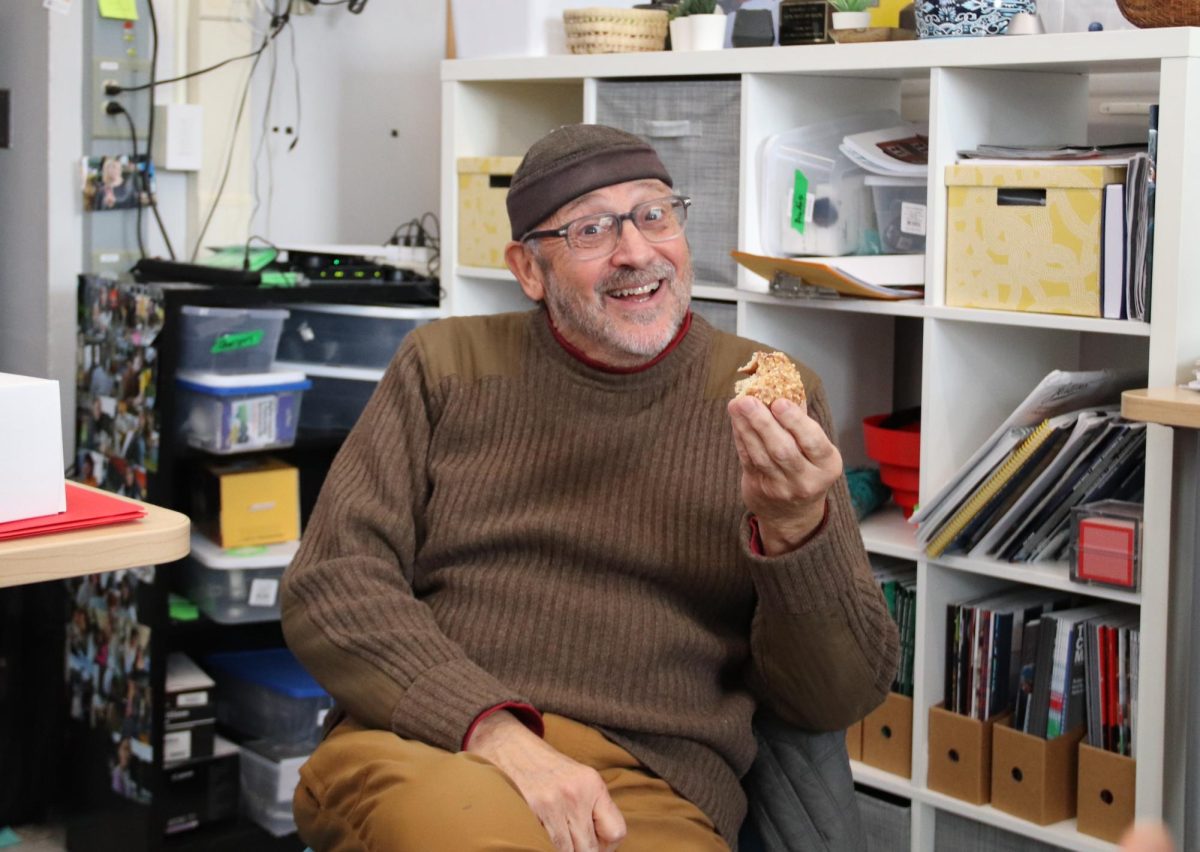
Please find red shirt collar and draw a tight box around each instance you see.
[546,311,693,374]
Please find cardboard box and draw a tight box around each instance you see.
[927,704,1009,805]
[0,373,65,524]
[457,156,523,268]
[846,719,863,762]
[945,163,1126,318]
[990,720,1084,825]
[195,457,299,548]
[861,692,912,778]
[1077,744,1136,843]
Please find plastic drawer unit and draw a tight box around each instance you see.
[176,370,310,454]
[178,306,289,374]
[276,304,442,369]
[238,739,311,837]
[180,533,299,624]
[203,648,333,749]
[274,361,382,435]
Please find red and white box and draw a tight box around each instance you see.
[1069,500,1142,590]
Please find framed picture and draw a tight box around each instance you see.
[81,154,153,212]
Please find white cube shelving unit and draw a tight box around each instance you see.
[441,29,1200,851]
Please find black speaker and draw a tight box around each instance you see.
[732,9,776,47]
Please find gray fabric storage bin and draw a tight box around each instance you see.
[934,811,1063,851]
[596,79,740,288]
[692,298,737,335]
[856,789,911,852]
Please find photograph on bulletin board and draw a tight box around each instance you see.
[81,154,154,212]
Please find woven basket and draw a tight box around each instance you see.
[1115,0,1200,27]
[563,7,669,54]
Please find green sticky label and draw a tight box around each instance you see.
[211,329,264,354]
[226,545,268,557]
[791,170,809,234]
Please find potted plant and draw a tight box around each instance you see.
[669,0,727,51]
[828,0,872,30]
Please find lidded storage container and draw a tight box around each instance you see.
[176,370,310,454]
[204,648,333,749]
[178,306,289,374]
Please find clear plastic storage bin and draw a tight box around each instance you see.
[178,306,289,374]
[758,110,899,258]
[275,362,380,435]
[180,532,299,624]
[276,304,441,369]
[865,175,928,254]
[176,370,311,454]
[238,739,310,837]
[204,648,333,748]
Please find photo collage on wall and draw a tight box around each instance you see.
[76,276,164,500]
[64,569,155,803]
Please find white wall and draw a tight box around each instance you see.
[244,1,445,245]
[0,4,83,460]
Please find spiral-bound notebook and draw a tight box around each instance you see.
[926,420,1055,559]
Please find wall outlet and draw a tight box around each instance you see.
[92,57,150,140]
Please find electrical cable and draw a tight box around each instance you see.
[108,103,147,260]
[248,0,281,240]
[143,0,177,260]
[287,15,301,153]
[108,13,289,95]
[190,36,272,261]
[242,234,281,270]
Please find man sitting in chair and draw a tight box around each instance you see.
[281,123,898,852]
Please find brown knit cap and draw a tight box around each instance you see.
[506,123,673,240]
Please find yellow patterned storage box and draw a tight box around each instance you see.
[945,163,1126,318]
[458,156,523,269]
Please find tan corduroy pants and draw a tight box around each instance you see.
[294,713,731,852]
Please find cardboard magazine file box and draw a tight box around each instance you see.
[927,704,1010,805]
[846,719,864,762]
[944,163,1126,318]
[861,693,912,778]
[457,156,523,268]
[1077,744,1136,843]
[990,720,1085,825]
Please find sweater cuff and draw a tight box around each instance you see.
[461,701,545,750]
[741,501,860,615]
[392,657,535,753]
[747,500,830,556]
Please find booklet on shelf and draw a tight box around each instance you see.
[957,143,1147,161]
[839,123,929,178]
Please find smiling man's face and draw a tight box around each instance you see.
[518,179,693,368]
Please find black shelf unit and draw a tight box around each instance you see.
[66,278,437,851]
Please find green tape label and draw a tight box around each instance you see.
[790,170,809,234]
[211,329,264,354]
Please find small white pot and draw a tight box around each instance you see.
[688,13,727,50]
[669,16,692,51]
[831,10,871,30]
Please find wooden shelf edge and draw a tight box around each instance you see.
[1121,387,1200,429]
[0,491,191,588]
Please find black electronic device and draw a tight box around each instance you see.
[133,258,261,288]
[733,9,776,47]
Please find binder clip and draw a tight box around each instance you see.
[769,271,839,300]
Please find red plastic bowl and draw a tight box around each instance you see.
[879,462,920,493]
[862,413,921,467]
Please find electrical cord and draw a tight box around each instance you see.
[142,0,177,259]
[107,101,147,260]
[107,11,289,96]
[190,38,271,261]
[242,234,281,270]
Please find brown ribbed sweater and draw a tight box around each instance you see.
[281,310,898,845]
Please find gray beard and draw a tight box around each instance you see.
[543,259,692,360]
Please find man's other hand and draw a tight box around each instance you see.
[465,711,626,851]
[728,395,842,556]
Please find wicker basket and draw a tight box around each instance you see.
[1115,0,1200,27]
[563,7,669,54]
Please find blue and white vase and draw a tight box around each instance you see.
[915,0,1037,38]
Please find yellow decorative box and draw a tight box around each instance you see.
[199,457,300,549]
[944,163,1127,318]
[457,156,523,269]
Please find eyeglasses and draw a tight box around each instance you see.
[521,195,691,261]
